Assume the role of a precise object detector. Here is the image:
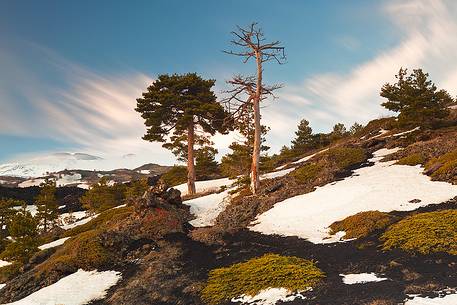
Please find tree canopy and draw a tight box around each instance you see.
[136,73,227,160]
[381,68,454,128]
[291,119,313,152]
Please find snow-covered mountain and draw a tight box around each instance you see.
[0,152,164,178]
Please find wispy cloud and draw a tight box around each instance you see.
[266,0,457,150]
[0,44,177,164]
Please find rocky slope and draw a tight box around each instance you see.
[2,120,457,305]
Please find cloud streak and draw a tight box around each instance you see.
[0,44,178,164]
[264,0,457,150]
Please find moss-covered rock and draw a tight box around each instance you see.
[328,147,367,169]
[201,253,325,305]
[396,153,425,166]
[329,211,395,239]
[381,210,457,255]
[425,149,457,182]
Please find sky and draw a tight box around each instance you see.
[1,0,457,167]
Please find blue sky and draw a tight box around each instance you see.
[1,0,457,166]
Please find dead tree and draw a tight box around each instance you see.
[223,23,285,194]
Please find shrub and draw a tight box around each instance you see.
[201,253,325,305]
[290,163,323,184]
[39,229,111,274]
[161,165,188,186]
[0,262,21,283]
[329,211,395,239]
[328,147,367,169]
[396,153,425,166]
[381,210,457,255]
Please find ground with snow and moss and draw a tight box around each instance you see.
[2,122,457,305]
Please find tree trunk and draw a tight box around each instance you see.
[251,51,262,194]
[187,121,197,195]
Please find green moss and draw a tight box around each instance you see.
[396,153,425,166]
[39,229,111,274]
[328,147,367,169]
[201,253,325,305]
[425,149,457,180]
[329,211,395,239]
[290,163,323,184]
[381,210,457,255]
[64,206,133,237]
[433,159,457,177]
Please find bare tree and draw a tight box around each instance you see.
[223,23,285,194]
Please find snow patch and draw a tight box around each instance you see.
[18,178,45,188]
[260,167,295,180]
[292,148,329,164]
[12,205,38,217]
[231,288,307,305]
[39,237,70,250]
[363,128,390,140]
[0,260,12,267]
[405,290,457,304]
[55,173,82,187]
[61,213,99,230]
[4,269,121,305]
[184,190,233,227]
[250,148,457,243]
[392,127,420,137]
[59,211,89,227]
[175,177,232,196]
[340,273,388,284]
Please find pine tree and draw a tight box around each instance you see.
[80,177,117,212]
[195,146,220,180]
[1,205,39,263]
[35,179,58,233]
[136,73,227,195]
[0,199,15,238]
[0,199,19,251]
[291,119,313,153]
[125,178,149,201]
[349,122,364,135]
[330,123,348,142]
[381,68,454,128]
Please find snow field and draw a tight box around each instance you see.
[250,148,457,243]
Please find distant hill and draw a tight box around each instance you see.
[0,152,172,188]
